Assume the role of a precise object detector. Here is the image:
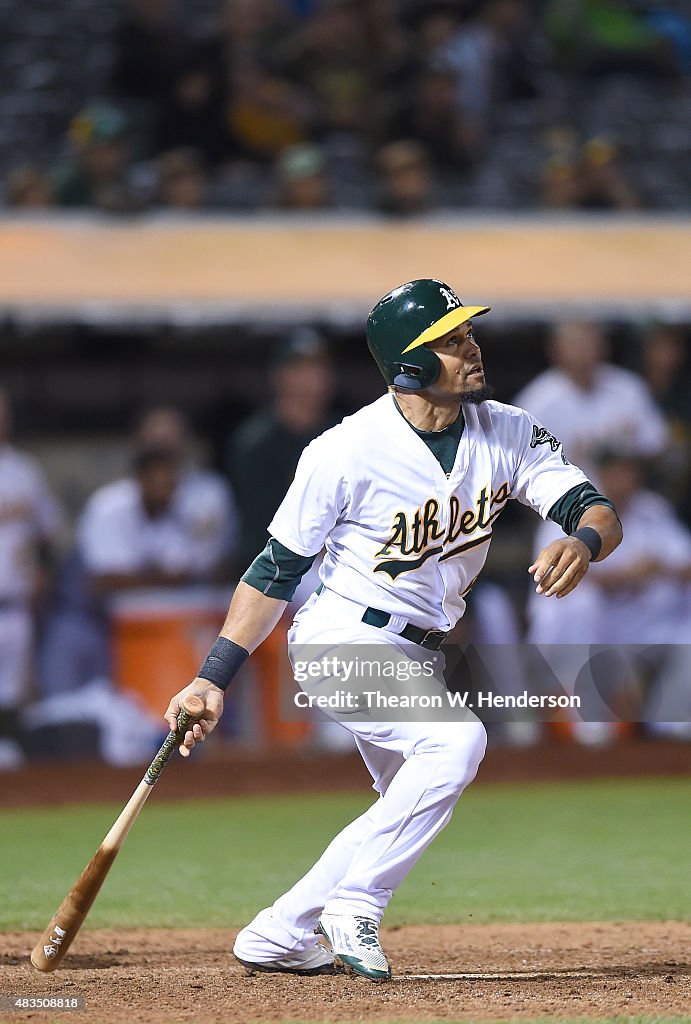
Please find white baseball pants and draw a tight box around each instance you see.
[234,589,486,961]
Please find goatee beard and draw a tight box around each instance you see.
[461,383,495,405]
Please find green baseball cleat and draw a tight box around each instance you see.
[316,913,392,981]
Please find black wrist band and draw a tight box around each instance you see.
[570,526,602,561]
[198,636,249,691]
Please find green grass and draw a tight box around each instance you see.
[2,778,689,930]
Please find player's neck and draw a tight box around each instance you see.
[392,391,461,432]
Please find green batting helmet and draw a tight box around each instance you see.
[366,279,490,391]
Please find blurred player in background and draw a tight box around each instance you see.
[514,321,668,477]
[134,405,239,564]
[227,330,335,572]
[639,324,691,527]
[39,409,237,697]
[226,333,339,747]
[0,388,61,768]
[583,449,691,739]
[515,321,668,743]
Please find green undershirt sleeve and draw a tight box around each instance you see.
[241,537,317,601]
[548,482,617,535]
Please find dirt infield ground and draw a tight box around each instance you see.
[1,922,689,1023]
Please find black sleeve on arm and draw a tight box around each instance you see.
[547,482,618,535]
[241,537,317,601]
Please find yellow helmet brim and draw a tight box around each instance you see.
[401,305,491,354]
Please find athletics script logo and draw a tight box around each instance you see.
[374,482,510,579]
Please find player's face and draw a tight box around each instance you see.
[425,321,487,397]
[139,463,178,518]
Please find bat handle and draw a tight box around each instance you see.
[143,694,205,786]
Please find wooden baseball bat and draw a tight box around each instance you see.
[30,694,205,972]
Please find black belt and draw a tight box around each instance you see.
[361,607,448,650]
[314,586,448,650]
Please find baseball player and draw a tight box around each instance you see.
[0,387,61,766]
[163,280,622,980]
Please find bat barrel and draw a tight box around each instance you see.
[30,693,206,972]
[30,846,118,972]
[30,906,85,972]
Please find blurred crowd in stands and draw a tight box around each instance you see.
[2,0,691,213]
[1,318,690,767]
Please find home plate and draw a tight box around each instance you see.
[397,969,595,981]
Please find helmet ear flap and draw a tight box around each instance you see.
[392,352,441,391]
[393,363,426,390]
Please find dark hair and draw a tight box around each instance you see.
[132,446,180,474]
[271,327,329,368]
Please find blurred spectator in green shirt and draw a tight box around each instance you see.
[227,331,336,567]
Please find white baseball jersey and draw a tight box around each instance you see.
[591,489,691,643]
[515,362,668,559]
[269,394,587,631]
[0,444,61,601]
[79,469,236,579]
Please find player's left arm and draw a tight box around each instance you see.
[529,504,622,599]
[509,410,622,598]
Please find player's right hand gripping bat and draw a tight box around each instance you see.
[30,694,205,972]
